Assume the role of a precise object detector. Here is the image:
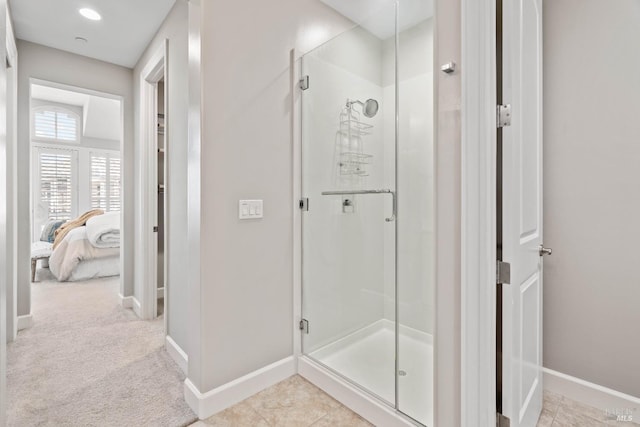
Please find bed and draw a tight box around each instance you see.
[49,212,121,282]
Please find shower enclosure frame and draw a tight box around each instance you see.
[290,40,418,425]
[292,4,432,425]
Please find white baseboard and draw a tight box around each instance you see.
[165,335,188,375]
[118,293,134,309]
[184,356,296,419]
[157,287,165,299]
[132,297,142,318]
[298,356,415,427]
[544,368,640,412]
[17,314,33,331]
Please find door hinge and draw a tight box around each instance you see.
[497,104,512,128]
[153,226,159,233]
[299,75,310,91]
[496,260,511,285]
[299,198,309,211]
[299,319,309,334]
[497,413,510,427]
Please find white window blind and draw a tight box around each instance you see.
[91,155,107,210]
[37,150,74,221]
[91,153,121,212]
[34,108,79,142]
[109,157,121,211]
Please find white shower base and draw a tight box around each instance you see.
[308,319,433,426]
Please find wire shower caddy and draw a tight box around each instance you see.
[338,99,373,177]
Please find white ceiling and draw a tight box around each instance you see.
[9,0,176,68]
[32,84,121,141]
[320,0,434,40]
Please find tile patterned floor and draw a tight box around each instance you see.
[191,375,371,427]
[190,375,639,427]
[538,390,639,427]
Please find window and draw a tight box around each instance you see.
[33,107,80,142]
[33,147,79,240]
[91,153,121,212]
[109,157,121,211]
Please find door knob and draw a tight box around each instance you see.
[539,245,552,256]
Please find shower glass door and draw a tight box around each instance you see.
[300,1,434,425]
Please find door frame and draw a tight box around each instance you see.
[460,0,498,425]
[138,40,168,322]
[26,78,126,302]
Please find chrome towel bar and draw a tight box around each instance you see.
[321,189,396,222]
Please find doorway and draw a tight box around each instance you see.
[156,78,167,319]
[138,41,168,324]
[27,80,124,294]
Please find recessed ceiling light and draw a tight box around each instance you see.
[79,8,101,21]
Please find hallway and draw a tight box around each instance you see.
[6,275,196,426]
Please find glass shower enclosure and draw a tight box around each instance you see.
[300,1,435,425]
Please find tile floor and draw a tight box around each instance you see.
[190,375,639,427]
[190,375,371,427]
[538,390,639,427]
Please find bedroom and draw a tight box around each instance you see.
[30,82,123,284]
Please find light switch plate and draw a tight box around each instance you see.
[239,200,263,219]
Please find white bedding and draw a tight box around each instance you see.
[67,256,120,282]
[86,211,120,248]
[49,226,120,281]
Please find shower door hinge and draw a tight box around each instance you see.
[497,104,512,128]
[299,75,310,91]
[299,319,309,334]
[496,260,511,285]
[299,198,309,211]
[497,413,510,427]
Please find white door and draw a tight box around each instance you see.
[501,0,544,425]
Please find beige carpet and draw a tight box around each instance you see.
[7,271,197,427]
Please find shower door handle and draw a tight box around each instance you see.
[321,189,396,222]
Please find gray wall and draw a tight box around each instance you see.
[16,40,134,316]
[6,12,17,343]
[0,0,8,419]
[191,0,353,392]
[435,0,461,424]
[543,0,640,397]
[133,0,189,353]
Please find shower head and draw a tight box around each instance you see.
[347,98,379,118]
[363,99,379,118]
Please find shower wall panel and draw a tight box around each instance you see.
[302,27,388,353]
[382,19,435,335]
